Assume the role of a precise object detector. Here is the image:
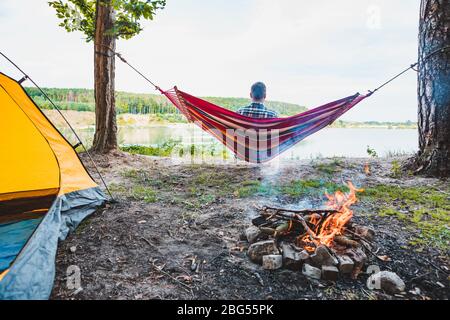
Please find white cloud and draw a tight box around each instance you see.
[0,0,420,121]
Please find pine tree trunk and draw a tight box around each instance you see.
[91,0,118,153]
[415,0,450,177]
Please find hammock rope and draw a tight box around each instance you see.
[5,44,449,163]
[0,50,115,201]
[111,45,450,96]
[106,45,450,163]
[367,45,450,96]
[115,52,163,93]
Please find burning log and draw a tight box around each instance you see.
[260,210,308,223]
[259,227,277,236]
[259,210,322,245]
[275,222,290,234]
[344,228,373,245]
[297,220,320,246]
[242,181,375,284]
[334,235,360,248]
[352,224,375,242]
[251,216,270,227]
[262,206,340,215]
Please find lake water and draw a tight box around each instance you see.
[73,125,418,160]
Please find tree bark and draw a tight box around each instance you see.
[91,0,118,153]
[414,0,450,177]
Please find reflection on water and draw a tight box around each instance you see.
[67,124,418,159]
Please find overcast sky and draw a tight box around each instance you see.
[0,0,420,121]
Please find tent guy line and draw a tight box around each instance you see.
[0,72,106,299]
[0,50,115,201]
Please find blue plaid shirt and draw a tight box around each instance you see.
[237,103,278,118]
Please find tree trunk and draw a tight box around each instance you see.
[414,0,450,177]
[91,0,118,153]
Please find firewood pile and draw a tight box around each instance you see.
[242,183,377,281]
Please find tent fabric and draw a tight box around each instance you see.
[0,72,106,299]
[0,72,98,196]
[163,87,368,163]
[0,218,43,271]
[0,187,105,300]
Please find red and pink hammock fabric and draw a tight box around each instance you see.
[162,87,368,163]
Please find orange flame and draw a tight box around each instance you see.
[300,181,363,251]
[364,162,371,175]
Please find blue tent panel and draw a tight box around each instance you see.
[0,218,43,271]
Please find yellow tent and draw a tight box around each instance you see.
[0,72,105,299]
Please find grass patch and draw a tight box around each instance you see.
[109,182,157,203]
[121,167,353,204]
[120,167,270,208]
[235,180,271,198]
[363,185,449,207]
[363,185,450,250]
[312,158,344,175]
[192,173,270,198]
[184,189,217,209]
[148,114,188,124]
[280,179,349,198]
[109,183,128,194]
[193,171,230,188]
[121,141,230,160]
[121,140,181,157]
[130,186,157,203]
[390,160,402,178]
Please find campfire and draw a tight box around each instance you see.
[244,182,375,281]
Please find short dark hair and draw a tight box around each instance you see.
[251,82,266,101]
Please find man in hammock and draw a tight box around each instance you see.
[237,82,278,118]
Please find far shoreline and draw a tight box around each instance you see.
[43,109,418,130]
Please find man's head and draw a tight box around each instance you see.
[250,82,266,103]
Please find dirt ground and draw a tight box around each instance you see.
[51,153,449,300]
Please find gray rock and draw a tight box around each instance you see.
[262,255,283,270]
[336,254,354,274]
[245,226,261,244]
[367,271,406,294]
[310,245,338,267]
[281,243,309,270]
[322,265,339,281]
[302,263,321,280]
[345,247,367,268]
[247,240,280,264]
[345,247,367,278]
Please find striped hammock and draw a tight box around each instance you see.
[163,87,368,163]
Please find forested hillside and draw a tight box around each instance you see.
[25,87,307,116]
[25,87,417,128]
